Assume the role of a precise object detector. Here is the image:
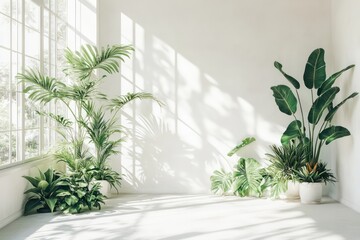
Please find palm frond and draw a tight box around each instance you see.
[64,44,134,80]
[108,92,163,111]
[17,69,66,104]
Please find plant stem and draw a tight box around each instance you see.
[295,90,306,136]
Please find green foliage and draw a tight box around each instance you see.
[211,137,269,198]
[266,144,307,198]
[272,48,358,164]
[18,44,161,194]
[227,137,255,157]
[23,169,64,215]
[210,169,234,195]
[56,166,105,214]
[296,162,335,184]
[232,158,265,197]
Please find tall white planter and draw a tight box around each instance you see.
[299,182,322,204]
[92,180,111,198]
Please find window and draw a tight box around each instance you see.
[0,0,97,167]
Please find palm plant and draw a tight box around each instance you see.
[18,44,161,190]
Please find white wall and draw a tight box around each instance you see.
[0,158,60,229]
[99,0,332,194]
[329,0,360,212]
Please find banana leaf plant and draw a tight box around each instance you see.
[17,44,162,189]
[271,48,358,163]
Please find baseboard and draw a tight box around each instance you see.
[0,210,22,229]
[339,198,360,214]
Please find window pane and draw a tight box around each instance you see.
[11,52,21,91]
[25,56,40,69]
[12,0,22,22]
[0,91,9,131]
[25,27,40,59]
[0,132,10,165]
[0,1,10,16]
[44,127,49,152]
[0,48,10,92]
[11,91,17,129]
[25,0,40,31]
[12,20,23,53]
[44,9,49,36]
[0,14,10,48]
[25,129,39,158]
[11,131,16,162]
[24,99,39,129]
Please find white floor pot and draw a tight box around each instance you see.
[92,180,111,198]
[285,181,300,199]
[299,182,322,204]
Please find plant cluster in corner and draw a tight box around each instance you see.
[210,137,270,197]
[20,44,161,214]
[270,48,357,185]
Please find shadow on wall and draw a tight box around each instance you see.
[110,0,330,193]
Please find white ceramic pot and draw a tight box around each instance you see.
[299,182,322,204]
[285,181,300,199]
[92,180,111,198]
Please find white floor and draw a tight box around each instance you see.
[0,194,360,240]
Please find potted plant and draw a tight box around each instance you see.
[18,44,161,196]
[270,48,358,201]
[266,143,307,199]
[210,137,270,197]
[23,168,63,215]
[296,162,335,203]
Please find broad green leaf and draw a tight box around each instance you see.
[281,120,302,145]
[210,169,234,195]
[23,176,40,188]
[317,65,355,95]
[56,191,71,197]
[319,126,350,145]
[308,87,339,124]
[274,61,300,89]
[271,85,297,115]
[24,199,42,215]
[325,92,358,121]
[303,48,326,89]
[65,195,79,206]
[227,137,256,157]
[44,198,58,212]
[24,188,41,195]
[232,158,263,197]
[44,169,54,183]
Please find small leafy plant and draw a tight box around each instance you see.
[296,162,335,184]
[266,143,307,198]
[23,169,63,215]
[210,137,269,197]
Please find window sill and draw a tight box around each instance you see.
[0,155,55,175]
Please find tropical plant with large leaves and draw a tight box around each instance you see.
[271,48,358,165]
[23,169,64,215]
[18,44,161,192]
[210,137,269,197]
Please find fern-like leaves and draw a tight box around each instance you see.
[64,44,134,80]
[17,69,66,104]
